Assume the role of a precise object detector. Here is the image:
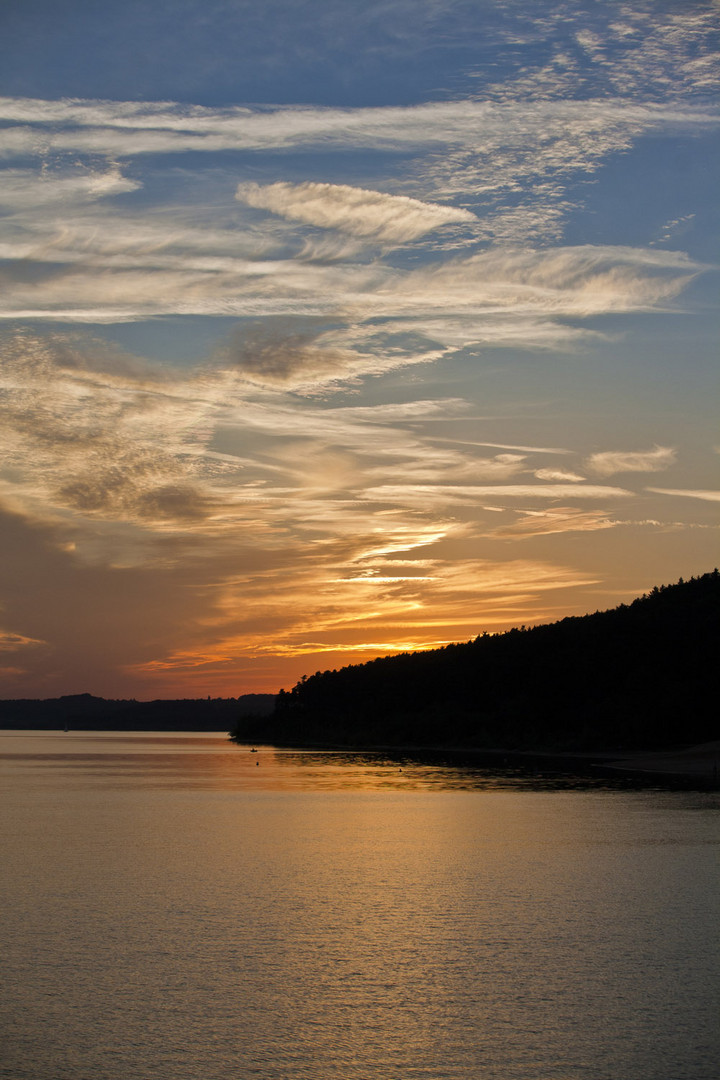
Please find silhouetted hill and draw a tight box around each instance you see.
[0,693,276,731]
[231,572,719,752]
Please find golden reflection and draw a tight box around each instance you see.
[0,732,619,792]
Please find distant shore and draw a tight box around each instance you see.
[0,692,275,732]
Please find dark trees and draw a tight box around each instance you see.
[246,571,719,752]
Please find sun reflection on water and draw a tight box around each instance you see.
[0,730,630,792]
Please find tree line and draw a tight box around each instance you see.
[231,571,719,752]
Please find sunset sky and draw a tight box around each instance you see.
[0,0,718,699]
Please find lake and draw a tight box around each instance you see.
[1,731,718,1080]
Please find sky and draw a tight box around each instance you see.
[0,0,718,700]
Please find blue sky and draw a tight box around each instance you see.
[0,0,718,697]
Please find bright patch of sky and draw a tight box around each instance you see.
[0,0,718,697]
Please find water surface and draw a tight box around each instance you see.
[1,731,718,1079]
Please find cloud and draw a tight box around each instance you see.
[0,629,46,651]
[236,181,476,245]
[0,329,640,661]
[469,454,527,481]
[481,4,720,105]
[0,331,474,563]
[213,319,446,390]
[489,507,619,540]
[124,554,598,684]
[0,330,223,538]
[442,440,572,455]
[400,246,701,312]
[647,488,720,503]
[587,446,677,476]
[602,5,720,100]
[0,165,141,209]
[1,231,700,389]
[216,320,362,388]
[362,483,631,509]
[534,468,585,482]
[0,83,710,372]
[1,96,716,251]
[2,95,715,158]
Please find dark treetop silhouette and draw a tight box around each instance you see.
[231,572,719,754]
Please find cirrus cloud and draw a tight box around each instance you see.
[235,180,476,245]
[534,468,585,482]
[586,445,677,476]
[647,488,720,503]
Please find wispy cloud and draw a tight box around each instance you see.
[1,96,712,153]
[0,78,711,389]
[1,94,716,251]
[124,554,598,689]
[439,440,573,455]
[488,507,619,540]
[587,446,677,476]
[0,325,643,623]
[362,483,631,509]
[647,488,720,503]
[481,3,720,103]
[2,96,715,158]
[534,468,585,482]
[0,629,46,651]
[0,236,701,391]
[0,164,141,208]
[0,330,458,556]
[235,181,476,244]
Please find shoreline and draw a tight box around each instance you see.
[3,727,718,788]
[231,736,720,789]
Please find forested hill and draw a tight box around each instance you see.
[232,572,719,752]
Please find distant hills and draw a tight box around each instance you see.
[0,692,275,731]
[231,571,719,753]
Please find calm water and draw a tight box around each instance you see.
[1,732,718,1080]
